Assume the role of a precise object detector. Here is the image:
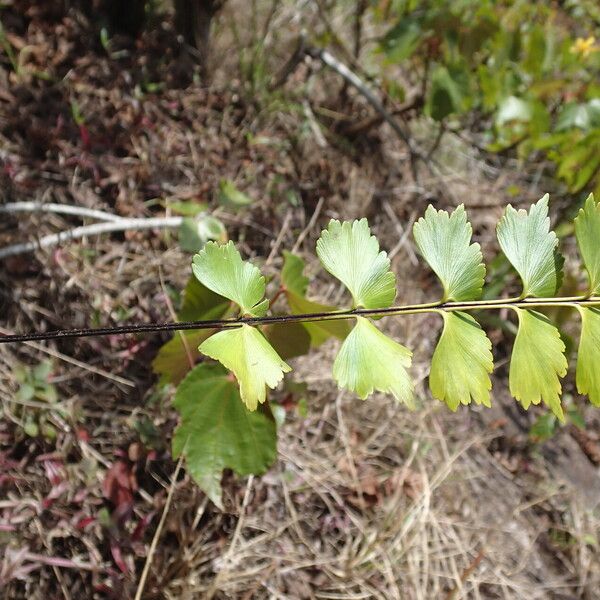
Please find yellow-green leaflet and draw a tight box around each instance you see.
[574,193,600,296]
[429,311,493,410]
[496,195,563,298]
[333,316,413,407]
[173,364,277,508]
[316,219,396,309]
[413,204,485,301]
[509,309,567,421]
[192,241,268,316]
[576,307,600,407]
[199,325,291,411]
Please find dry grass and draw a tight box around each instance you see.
[157,380,600,599]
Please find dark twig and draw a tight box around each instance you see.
[268,34,307,91]
[305,46,428,184]
[305,46,416,151]
[426,121,446,161]
[340,96,422,137]
[353,0,368,59]
[1,297,598,345]
[270,34,443,188]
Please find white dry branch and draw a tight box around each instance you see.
[0,201,273,258]
[0,215,183,260]
[0,201,126,223]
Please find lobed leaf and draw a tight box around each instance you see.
[192,241,268,317]
[496,194,564,297]
[316,219,396,309]
[574,193,600,296]
[281,251,349,345]
[576,307,600,407]
[173,364,277,508]
[333,316,413,406]
[413,204,485,301]
[509,309,567,420]
[429,311,493,410]
[199,324,291,411]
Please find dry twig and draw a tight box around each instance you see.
[0,217,183,259]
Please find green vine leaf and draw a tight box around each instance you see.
[218,179,254,210]
[177,275,231,322]
[263,322,311,360]
[509,308,567,420]
[316,219,396,309]
[429,312,493,410]
[574,193,600,296]
[199,325,291,410]
[281,250,309,296]
[173,364,277,508]
[152,277,231,384]
[333,316,413,406]
[281,251,349,345]
[413,204,485,301]
[576,307,600,407]
[496,194,564,298]
[192,241,268,317]
[153,331,209,385]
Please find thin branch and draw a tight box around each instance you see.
[0,216,183,259]
[340,96,422,137]
[426,120,446,161]
[0,201,125,222]
[291,196,325,253]
[269,35,434,186]
[268,33,307,91]
[353,0,368,59]
[305,46,428,185]
[306,47,420,156]
[1,296,598,345]
[21,552,102,572]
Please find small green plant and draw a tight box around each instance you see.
[372,1,600,196]
[12,360,59,439]
[156,193,600,505]
[14,360,57,405]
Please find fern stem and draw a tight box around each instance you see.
[2,297,600,344]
